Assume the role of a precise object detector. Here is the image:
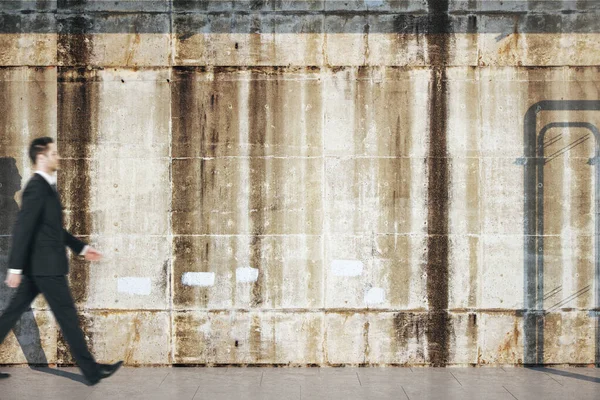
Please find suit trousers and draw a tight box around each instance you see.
[0,275,99,380]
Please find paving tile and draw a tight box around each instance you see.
[160,367,228,386]
[356,367,414,386]
[450,368,553,388]
[403,385,515,400]
[399,368,463,387]
[502,382,571,400]
[261,367,320,385]
[193,383,301,400]
[302,385,406,400]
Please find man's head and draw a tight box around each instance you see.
[29,137,60,173]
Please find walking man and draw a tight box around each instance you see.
[0,137,122,385]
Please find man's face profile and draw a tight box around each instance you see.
[39,143,60,172]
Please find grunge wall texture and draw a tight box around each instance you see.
[0,0,600,366]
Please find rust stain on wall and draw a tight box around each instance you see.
[467,236,479,308]
[173,312,203,363]
[172,67,241,159]
[425,0,451,367]
[362,320,370,363]
[56,13,96,361]
[247,71,270,307]
[57,2,93,68]
[57,68,96,307]
[172,237,211,308]
[123,316,142,365]
[466,313,478,363]
[57,313,93,365]
[0,70,20,158]
[171,67,198,159]
[249,314,262,361]
[392,312,427,363]
[497,318,521,362]
[377,235,412,308]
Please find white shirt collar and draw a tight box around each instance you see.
[35,170,57,186]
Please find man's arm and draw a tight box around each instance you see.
[64,230,102,261]
[7,180,45,275]
[63,229,88,255]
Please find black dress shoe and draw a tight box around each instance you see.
[88,361,123,385]
[0,372,10,379]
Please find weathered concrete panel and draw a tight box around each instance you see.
[448,235,479,309]
[480,236,524,310]
[447,155,480,269]
[478,31,600,67]
[478,312,523,365]
[323,67,429,157]
[173,311,323,364]
[172,67,323,158]
[172,157,323,235]
[324,235,427,309]
[324,312,368,364]
[478,68,530,159]
[80,311,170,365]
[0,67,56,158]
[85,236,171,310]
[82,33,171,67]
[0,33,56,66]
[92,157,170,235]
[543,312,595,364]
[542,236,595,311]
[480,157,524,235]
[173,235,323,310]
[325,157,427,235]
[174,16,325,66]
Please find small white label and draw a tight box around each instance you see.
[331,260,364,277]
[364,287,386,305]
[236,267,259,283]
[117,277,152,296]
[182,272,216,287]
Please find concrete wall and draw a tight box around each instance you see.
[0,0,599,366]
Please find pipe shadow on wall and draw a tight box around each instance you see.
[521,101,600,367]
[0,157,48,367]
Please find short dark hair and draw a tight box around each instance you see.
[28,137,54,165]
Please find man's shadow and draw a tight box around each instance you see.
[0,157,86,384]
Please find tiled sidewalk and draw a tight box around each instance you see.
[0,365,598,400]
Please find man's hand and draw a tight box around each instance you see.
[84,247,103,262]
[5,273,22,288]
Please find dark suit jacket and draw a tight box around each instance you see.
[8,173,86,276]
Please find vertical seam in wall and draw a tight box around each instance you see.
[476,65,483,363]
[169,0,174,67]
[168,0,176,364]
[321,67,327,364]
[168,68,174,364]
[167,0,174,363]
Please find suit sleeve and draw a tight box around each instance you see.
[63,229,86,255]
[8,181,45,271]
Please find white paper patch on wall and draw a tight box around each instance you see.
[182,272,216,287]
[117,277,152,296]
[364,287,386,305]
[331,260,363,277]
[236,267,259,283]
